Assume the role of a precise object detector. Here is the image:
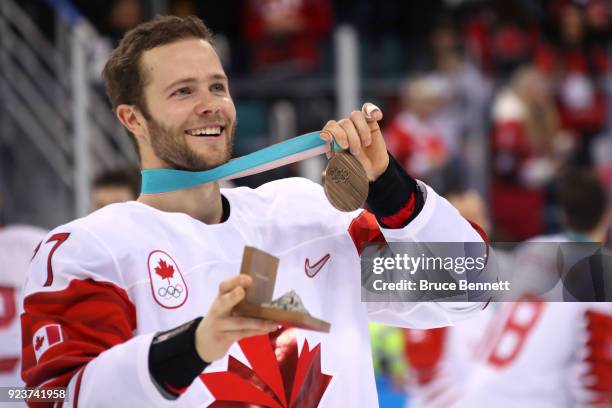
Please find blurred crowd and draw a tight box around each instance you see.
[25,0,609,242]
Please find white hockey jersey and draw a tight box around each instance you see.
[405,234,612,408]
[0,225,47,388]
[22,178,485,407]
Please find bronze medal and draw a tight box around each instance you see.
[322,151,369,212]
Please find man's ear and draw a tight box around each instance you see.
[116,104,147,140]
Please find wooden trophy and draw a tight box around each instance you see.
[233,246,331,333]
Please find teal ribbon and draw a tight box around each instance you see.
[141,131,339,194]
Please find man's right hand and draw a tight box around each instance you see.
[195,275,278,363]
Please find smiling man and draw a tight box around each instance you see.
[135,43,235,171]
[21,15,485,407]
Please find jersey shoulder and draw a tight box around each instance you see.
[223,177,339,219]
[26,203,145,290]
[44,202,144,243]
[223,177,356,242]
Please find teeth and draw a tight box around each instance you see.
[187,127,222,136]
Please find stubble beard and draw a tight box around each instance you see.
[147,116,235,171]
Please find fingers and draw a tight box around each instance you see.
[321,114,371,155]
[320,103,383,155]
[219,316,278,332]
[362,102,383,138]
[350,110,372,147]
[227,328,277,342]
[195,312,277,362]
[322,120,346,148]
[320,130,333,144]
[196,274,279,363]
[210,285,246,318]
[339,119,363,156]
[218,274,251,295]
[362,102,383,122]
[211,275,252,317]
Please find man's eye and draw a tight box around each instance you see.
[172,87,192,97]
[211,83,226,92]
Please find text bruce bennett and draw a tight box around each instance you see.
[372,279,511,292]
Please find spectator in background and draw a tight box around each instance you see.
[501,168,611,301]
[490,65,568,241]
[170,0,197,17]
[427,19,492,190]
[243,0,332,76]
[537,2,608,167]
[73,0,145,76]
[464,0,542,79]
[106,0,144,45]
[430,19,492,140]
[584,0,611,49]
[384,76,450,191]
[91,167,140,211]
[557,168,610,244]
[446,189,491,236]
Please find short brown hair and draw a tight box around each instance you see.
[103,15,213,114]
[557,168,608,232]
[102,15,213,157]
[93,167,141,198]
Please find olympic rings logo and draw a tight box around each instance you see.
[328,167,349,184]
[158,284,184,298]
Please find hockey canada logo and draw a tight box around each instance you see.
[148,250,188,309]
[33,324,63,362]
[201,327,332,406]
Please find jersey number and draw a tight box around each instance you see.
[487,300,545,367]
[42,233,70,287]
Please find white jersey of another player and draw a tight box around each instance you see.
[405,234,612,407]
[22,178,485,407]
[0,225,46,387]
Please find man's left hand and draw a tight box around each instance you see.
[320,102,389,182]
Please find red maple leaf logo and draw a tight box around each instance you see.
[34,336,44,351]
[201,327,332,407]
[155,259,175,282]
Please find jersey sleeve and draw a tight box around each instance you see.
[21,225,172,407]
[375,181,485,243]
[573,306,612,406]
[349,181,488,328]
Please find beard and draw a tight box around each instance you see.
[147,116,235,171]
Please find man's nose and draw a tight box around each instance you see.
[194,96,220,116]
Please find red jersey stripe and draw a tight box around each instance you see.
[21,279,136,403]
[347,211,386,255]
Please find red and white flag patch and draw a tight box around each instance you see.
[148,250,188,309]
[33,324,63,362]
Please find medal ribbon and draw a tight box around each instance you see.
[141,131,340,194]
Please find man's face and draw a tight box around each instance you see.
[92,186,136,211]
[139,38,236,171]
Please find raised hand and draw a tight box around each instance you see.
[320,102,389,182]
[195,274,277,363]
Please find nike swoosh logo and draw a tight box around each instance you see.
[305,254,331,278]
